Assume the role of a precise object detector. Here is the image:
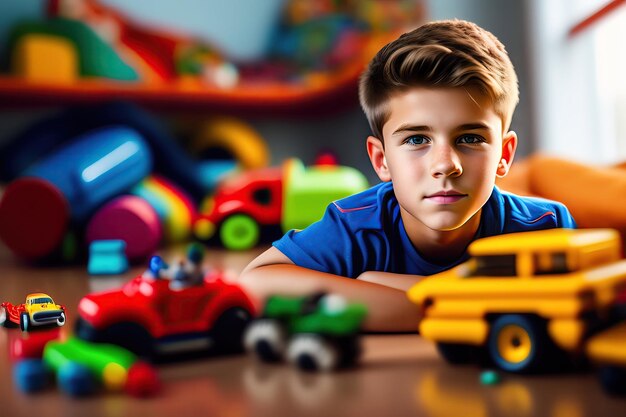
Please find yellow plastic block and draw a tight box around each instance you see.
[12,34,78,83]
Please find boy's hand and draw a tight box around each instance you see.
[357,271,424,292]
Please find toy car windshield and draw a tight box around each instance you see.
[30,297,54,304]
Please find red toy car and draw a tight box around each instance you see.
[75,265,256,360]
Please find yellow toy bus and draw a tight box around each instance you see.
[407,228,626,392]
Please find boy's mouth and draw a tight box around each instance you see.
[424,190,467,204]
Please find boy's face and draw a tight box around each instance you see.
[367,86,516,234]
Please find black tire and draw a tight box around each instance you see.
[211,307,253,354]
[243,319,287,362]
[287,334,339,372]
[75,318,154,358]
[488,314,557,373]
[0,306,8,328]
[56,312,66,327]
[1,307,18,328]
[599,366,626,396]
[20,312,30,332]
[436,343,479,365]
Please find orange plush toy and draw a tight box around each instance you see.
[497,154,626,247]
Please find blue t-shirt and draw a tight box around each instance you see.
[273,182,577,278]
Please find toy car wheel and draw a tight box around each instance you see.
[436,343,480,365]
[219,214,260,250]
[56,312,66,327]
[287,334,339,372]
[244,319,288,362]
[0,306,17,328]
[211,307,253,354]
[75,318,154,358]
[599,366,626,396]
[488,314,552,373]
[20,312,30,332]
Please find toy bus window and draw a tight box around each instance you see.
[534,252,569,275]
[471,254,516,277]
[252,187,272,205]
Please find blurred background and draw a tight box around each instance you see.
[0,0,624,264]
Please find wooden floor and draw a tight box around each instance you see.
[1,244,625,416]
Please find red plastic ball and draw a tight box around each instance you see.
[124,361,161,398]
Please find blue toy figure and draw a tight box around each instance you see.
[169,244,206,290]
[142,255,169,280]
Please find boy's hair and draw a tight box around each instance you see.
[359,19,519,140]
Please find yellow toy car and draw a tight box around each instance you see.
[407,228,626,375]
[0,293,66,331]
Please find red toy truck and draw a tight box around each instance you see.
[193,158,368,250]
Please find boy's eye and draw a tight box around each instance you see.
[404,135,429,146]
[457,134,486,144]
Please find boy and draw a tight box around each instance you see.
[239,20,576,332]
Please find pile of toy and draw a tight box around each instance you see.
[0,101,369,266]
[1,245,368,398]
[1,0,425,90]
[5,229,626,398]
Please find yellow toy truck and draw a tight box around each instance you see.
[407,229,626,393]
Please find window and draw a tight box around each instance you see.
[252,187,272,205]
[534,252,570,275]
[529,0,626,164]
[471,255,517,277]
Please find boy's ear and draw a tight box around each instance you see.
[367,136,391,182]
[496,130,517,177]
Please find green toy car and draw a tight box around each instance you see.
[244,292,367,372]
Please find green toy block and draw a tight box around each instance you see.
[43,336,137,391]
[281,159,368,232]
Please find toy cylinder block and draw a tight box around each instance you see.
[12,34,78,83]
[86,196,161,261]
[0,177,69,259]
[13,359,51,393]
[43,337,136,390]
[25,126,152,221]
[0,127,152,259]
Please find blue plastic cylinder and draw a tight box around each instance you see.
[0,126,152,259]
[25,126,152,221]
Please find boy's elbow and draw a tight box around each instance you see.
[238,266,266,303]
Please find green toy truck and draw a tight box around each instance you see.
[193,158,368,250]
[244,292,367,371]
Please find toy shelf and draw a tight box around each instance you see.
[0,61,363,117]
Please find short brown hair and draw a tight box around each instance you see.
[359,19,519,139]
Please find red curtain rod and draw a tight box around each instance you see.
[569,0,626,37]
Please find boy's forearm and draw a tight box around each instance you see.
[357,271,425,291]
[238,264,421,333]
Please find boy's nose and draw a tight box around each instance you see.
[430,146,462,178]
